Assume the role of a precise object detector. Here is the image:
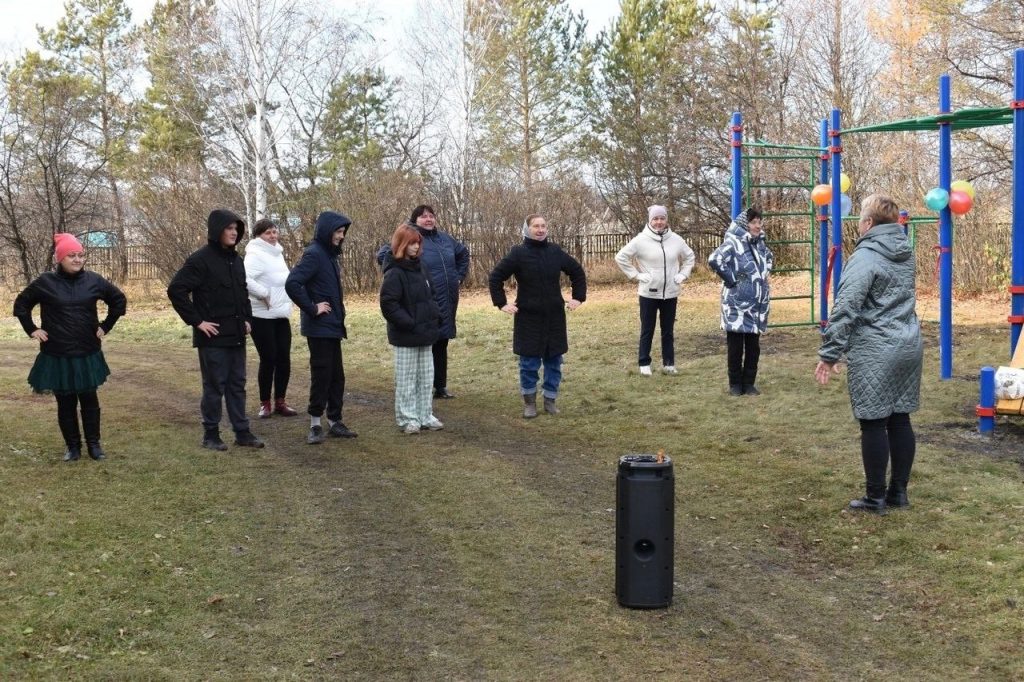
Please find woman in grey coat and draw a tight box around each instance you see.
[815,194,923,514]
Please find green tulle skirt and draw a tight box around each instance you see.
[27,351,109,395]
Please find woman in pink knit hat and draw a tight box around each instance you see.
[12,233,127,462]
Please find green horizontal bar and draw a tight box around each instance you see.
[763,211,814,217]
[750,183,813,189]
[768,239,813,245]
[773,295,813,300]
[746,155,820,161]
[768,320,820,328]
[772,268,812,274]
[743,141,827,152]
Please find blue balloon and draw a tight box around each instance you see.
[925,187,949,211]
[840,194,852,217]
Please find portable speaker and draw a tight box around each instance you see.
[616,454,674,608]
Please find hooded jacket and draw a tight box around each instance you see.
[708,217,774,334]
[14,267,127,357]
[285,211,351,339]
[244,236,293,320]
[819,222,923,419]
[615,225,696,299]
[488,237,587,358]
[376,224,469,339]
[167,209,253,348]
[379,256,441,347]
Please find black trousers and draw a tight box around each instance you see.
[858,412,916,498]
[55,391,99,446]
[638,296,678,366]
[726,331,760,386]
[307,337,345,421]
[197,346,249,434]
[250,317,292,401]
[432,338,449,391]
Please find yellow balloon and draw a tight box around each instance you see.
[840,173,851,193]
[951,179,975,200]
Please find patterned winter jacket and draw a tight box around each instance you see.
[818,223,923,420]
[708,219,774,334]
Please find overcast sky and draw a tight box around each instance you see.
[0,0,622,64]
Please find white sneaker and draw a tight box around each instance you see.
[662,366,678,375]
[402,423,421,435]
[424,416,444,431]
[639,365,652,376]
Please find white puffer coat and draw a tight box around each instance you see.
[244,237,293,320]
[615,225,696,299]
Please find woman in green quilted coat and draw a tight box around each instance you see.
[815,194,923,514]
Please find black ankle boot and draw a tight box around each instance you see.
[63,445,82,462]
[885,485,909,508]
[81,407,105,460]
[729,384,743,396]
[848,496,887,514]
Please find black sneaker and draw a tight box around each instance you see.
[729,384,743,396]
[307,425,325,445]
[63,446,82,462]
[434,388,455,399]
[202,433,228,451]
[234,431,265,448]
[328,422,358,438]
[744,385,761,396]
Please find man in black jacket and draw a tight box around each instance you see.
[285,211,358,445]
[168,209,264,451]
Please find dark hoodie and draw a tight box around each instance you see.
[285,211,352,339]
[167,209,253,348]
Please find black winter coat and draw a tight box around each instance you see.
[376,225,469,339]
[488,238,587,357]
[285,211,351,339]
[13,268,127,357]
[379,257,441,347]
[167,209,253,348]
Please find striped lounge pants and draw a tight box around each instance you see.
[393,345,434,428]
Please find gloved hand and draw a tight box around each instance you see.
[673,273,686,285]
[636,273,653,284]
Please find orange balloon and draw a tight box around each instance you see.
[810,184,832,207]
[949,190,973,216]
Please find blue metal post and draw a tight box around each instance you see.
[939,75,953,380]
[819,119,830,326]
[978,366,995,434]
[1011,49,1024,357]
[830,108,843,295]
[731,112,743,219]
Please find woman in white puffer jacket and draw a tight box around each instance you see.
[615,205,696,376]
[245,218,297,418]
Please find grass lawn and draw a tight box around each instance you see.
[1,280,1022,680]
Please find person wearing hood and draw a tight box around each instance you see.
[379,225,444,434]
[168,209,264,451]
[376,204,470,399]
[815,194,923,515]
[615,204,696,376]
[285,211,358,445]
[708,207,774,396]
[13,233,127,462]
[245,218,298,419]
[488,214,587,418]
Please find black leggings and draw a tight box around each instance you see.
[250,317,292,401]
[858,412,916,498]
[432,338,449,391]
[55,391,99,415]
[726,331,760,386]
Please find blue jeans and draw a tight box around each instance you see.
[519,355,563,399]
